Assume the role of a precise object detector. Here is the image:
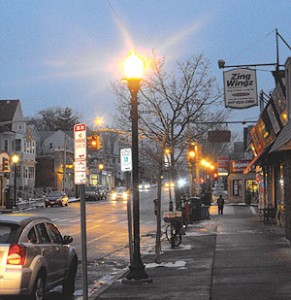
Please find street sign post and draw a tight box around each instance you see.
[74,123,88,300]
[121,148,132,172]
[120,148,133,263]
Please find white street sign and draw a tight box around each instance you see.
[74,123,87,185]
[120,148,132,172]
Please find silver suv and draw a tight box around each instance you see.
[0,215,78,299]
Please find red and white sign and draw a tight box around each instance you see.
[217,156,229,175]
[74,124,87,185]
[230,160,251,173]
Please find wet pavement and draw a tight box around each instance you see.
[87,205,291,300]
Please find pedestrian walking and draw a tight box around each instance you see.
[217,195,225,215]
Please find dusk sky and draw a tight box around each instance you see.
[1,1,290,137]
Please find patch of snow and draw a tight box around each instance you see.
[145,260,186,269]
[185,231,215,237]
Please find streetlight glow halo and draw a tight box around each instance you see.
[11,154,19,164]
[122,51,144,80]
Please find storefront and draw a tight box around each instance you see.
[244,58,290,235]
[228,160,258,204]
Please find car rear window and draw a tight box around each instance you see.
[86,187,96,191]
[0,224,20,244]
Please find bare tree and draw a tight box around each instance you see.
[113,53,227,262]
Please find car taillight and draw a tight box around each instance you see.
[7,244,26,265]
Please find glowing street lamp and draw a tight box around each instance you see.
[122,51,149,281]
[95,117,103,128]
[11,154,19,207]
[98,163,104,185]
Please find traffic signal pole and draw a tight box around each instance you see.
[1,168,4,209]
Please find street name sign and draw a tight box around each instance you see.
[120,148,132,172]
[74,123,87,185]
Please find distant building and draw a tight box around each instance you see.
[87,130,126,190]
[35,130,75,195]
[0,100,36,200]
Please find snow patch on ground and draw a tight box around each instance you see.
[186,231,216,237]
[145,260,186,269]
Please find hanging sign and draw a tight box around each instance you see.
[223,68,258,109]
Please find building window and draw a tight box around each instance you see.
[245,179,258,202]
[29,167,34,179]
[15,139,21,151]
[233,180,241,196]
[32,141,35,154]
[4,140,8,152]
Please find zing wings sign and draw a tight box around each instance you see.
[223,68,258,109]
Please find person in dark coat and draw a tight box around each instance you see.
[217,195,225,215]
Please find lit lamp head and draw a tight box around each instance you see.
[188,150,196,160]
[122,51,144,93]
[98,163,104,171]
[95,117,103,127]
[11,154,19,165]
[164,148,171,155]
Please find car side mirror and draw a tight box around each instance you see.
[63,235,73,244]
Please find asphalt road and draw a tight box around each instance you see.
[16,186,172,299]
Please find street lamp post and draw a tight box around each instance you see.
[98,163,104,185]
[11,154,19,207]
[122,51,149,281]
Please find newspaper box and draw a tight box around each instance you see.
[163,211,182,223]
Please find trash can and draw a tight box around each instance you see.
[189,197,202,221]
[183,201,192,224]
[200,205,210,220]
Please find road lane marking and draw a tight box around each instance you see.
[144,221,154,225]
[70,224,101,236]
[87,231,116,244]
[106,220,117,224]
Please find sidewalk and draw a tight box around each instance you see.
[91,205,291,300]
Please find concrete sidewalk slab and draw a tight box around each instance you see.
[90,205,291,300]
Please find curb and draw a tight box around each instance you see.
[82,267,129,300]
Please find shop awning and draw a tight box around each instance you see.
[243,144,273,174]
[269,120,291,153]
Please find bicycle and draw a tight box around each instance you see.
[165,220,182,248]
[163,211,183,249]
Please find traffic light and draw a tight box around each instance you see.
[2,157,10,172]
[87,135,102,150]
[187,142,197,162]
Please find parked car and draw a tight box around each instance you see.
[44,191,68,207]
[0,215,78,299]
[111,187,128,201]
[85,186,99,201]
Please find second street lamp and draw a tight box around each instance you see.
[122,51,149,281]
[11,154,19,208]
